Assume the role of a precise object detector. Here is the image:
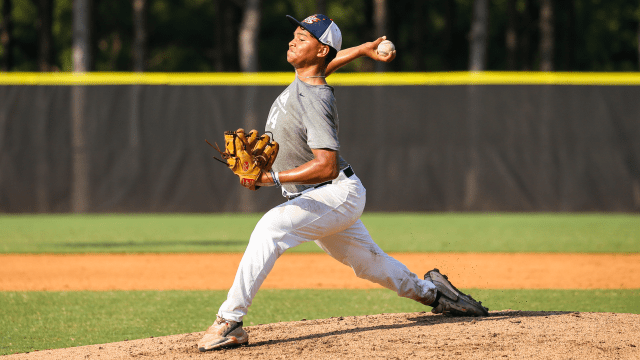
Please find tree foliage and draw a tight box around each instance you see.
[1,0,638,72]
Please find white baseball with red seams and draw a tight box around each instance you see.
[376,40,395,56]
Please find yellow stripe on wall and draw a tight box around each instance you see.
[1,72,640,86]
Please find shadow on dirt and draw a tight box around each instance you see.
[245,310,570,348]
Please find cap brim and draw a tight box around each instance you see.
[286,15,304,29]
[285,15,339,51]
[286,15,321,43]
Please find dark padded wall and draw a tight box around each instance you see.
[1,84,639,213]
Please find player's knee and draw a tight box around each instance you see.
[351,261,380,281]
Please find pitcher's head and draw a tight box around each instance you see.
[286,14,341,68]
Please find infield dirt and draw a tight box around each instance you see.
[2,253,640,290]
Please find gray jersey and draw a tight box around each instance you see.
[265,76,349,194]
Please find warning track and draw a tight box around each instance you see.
[1,253,639,291]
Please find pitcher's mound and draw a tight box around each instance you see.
[5,311,640,359]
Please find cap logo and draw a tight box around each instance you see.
[302,15,321,24]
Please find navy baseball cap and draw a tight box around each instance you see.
[286,14,342,51]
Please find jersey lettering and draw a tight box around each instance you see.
[267,89,290,129]
[279,90,290,109]
[266,106,279,129]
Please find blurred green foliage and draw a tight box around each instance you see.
[1,0,639,72]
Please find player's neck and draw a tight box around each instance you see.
[295,66,327,85]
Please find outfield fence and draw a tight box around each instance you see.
[1,72,639,213]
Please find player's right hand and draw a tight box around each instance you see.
[365,36,396,63]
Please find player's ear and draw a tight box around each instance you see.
[317,44,330,59]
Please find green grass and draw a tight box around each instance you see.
[1,213,638,355]
[1,289,639,355]
[0,213,638,253]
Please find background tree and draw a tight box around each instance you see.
[443,0,457,71]
[73,0,91,72]
[469,0,489,71]
[37,0,53,71]
[1,0,640,72]
[539,0,554,71]
[560,0,575,70]
[211,0,241,72]
[506,0,517,70]
[409,0,427,71]
[374,0,387,72]
[521,0,534,70]
[239,0,260,72]
[1,0,13,71]
[132,0,146,72]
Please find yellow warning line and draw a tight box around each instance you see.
[1,72,640,86]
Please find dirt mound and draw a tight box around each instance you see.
[4,311,639,359]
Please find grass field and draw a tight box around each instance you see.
[1,213,638,355]
[1,213,638,253]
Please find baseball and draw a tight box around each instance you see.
[376,40,395,56]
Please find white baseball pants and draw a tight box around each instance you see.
[218,169,437,322]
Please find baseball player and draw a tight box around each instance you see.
[198,14,488,352]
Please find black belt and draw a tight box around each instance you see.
[344,165,355,177]
[286,166,354,200]
[314,165,354,189]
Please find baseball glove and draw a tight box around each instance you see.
[424,268,489,316]
[206,128,279,190]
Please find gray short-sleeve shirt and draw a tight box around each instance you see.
[265,76,349,194]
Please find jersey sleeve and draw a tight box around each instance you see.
[301,97,340,151]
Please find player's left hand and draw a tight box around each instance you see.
[363,36,396,63]
[206,129,279,191]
